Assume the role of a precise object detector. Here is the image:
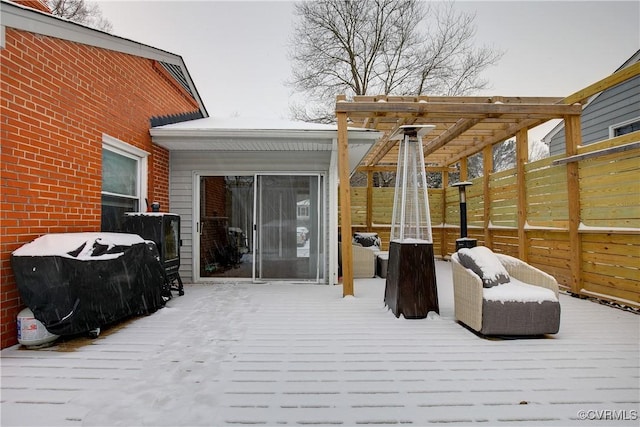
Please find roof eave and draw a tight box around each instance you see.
[149,127,381,141]
[0,0,208,118]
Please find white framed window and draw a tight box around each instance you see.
[297,203,309,218]
[101,134,148,231]
[609,116,640,138]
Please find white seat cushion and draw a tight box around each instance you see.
[483,278,558,303]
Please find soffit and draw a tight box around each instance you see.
[150,116,381,173]
[150,117,381,152]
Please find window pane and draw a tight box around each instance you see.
[103,149,137,196]
[614,120,640,136]
[256,175,321,281]
[164,217,180,261]
[101,194,138,232]
[200,176,254,279]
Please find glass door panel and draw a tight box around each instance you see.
[256,175,322,281]
[199,175,254,278]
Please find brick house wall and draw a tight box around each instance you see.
[199,176,228,275]
[0,26,202,348]
[203,176,227,218]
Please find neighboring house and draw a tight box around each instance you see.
[545,50,640,155]
[0,0,207,348]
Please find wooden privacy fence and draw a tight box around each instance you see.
[340,130,640,309]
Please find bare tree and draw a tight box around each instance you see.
[529,139,550,162]
[45,0,112,32]
[288,0,502,122]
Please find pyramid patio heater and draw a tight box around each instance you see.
[384,125,439,318]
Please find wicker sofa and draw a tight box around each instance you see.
[451,250,561,336]
[352,244,378,278]
[337,233,384,279]
[338,243,378,278]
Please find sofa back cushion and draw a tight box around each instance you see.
[353,232,381,249]
[457,246,510,288]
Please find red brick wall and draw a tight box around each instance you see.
[199,177,228,274]
[14,1,51,13]
[203,176,227,217]
[0,28,201,348]
[151,143,171,211]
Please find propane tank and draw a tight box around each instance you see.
[17,308,58,348]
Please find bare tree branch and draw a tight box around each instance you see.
[45,0,112,33]
[287,0,503,122]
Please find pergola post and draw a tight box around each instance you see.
[441,169,449,257]
[516,128,529,261]
[483,145,493,248]
[565,114,583,294]
[366,170,374,230]
[460,158,468,181]
[337,95,354,296]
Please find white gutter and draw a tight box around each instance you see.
[150,127,379,141]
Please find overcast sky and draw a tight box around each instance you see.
[97,0,639,140]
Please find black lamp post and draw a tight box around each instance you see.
[452,181,477,251]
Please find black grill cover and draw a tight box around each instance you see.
[11,233,166,336]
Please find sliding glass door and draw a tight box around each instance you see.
[255,175,323,281]
[197,174,323,282]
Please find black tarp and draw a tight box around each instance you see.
[11,233,166,336]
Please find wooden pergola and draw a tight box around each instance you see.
[335,62,640,297]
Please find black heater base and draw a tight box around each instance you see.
[384,241,439,318]
[455,238,478,251]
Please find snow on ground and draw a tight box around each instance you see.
[1,260,638,426]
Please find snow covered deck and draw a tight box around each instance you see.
[2,260,638,426]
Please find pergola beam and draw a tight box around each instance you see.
[335,100,582,117]
[444,118,544,167]
[364,118,410,166]
[423,118,482,157]
[339,97,584,168]
[351,95,566,104]
[563,61,640,105]
[356,165,454,173]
